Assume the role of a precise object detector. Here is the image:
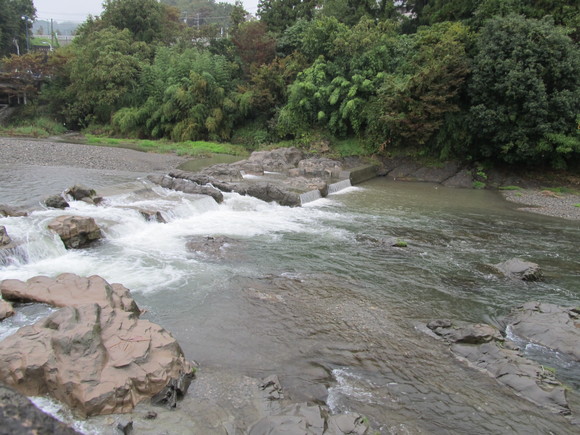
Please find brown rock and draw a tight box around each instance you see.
[0,303,192,417]
[0,299,14,320]
[47,215,102,249]
[0,226,12,247]
[0,273,139,313]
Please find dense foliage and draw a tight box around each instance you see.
[1,0,579,169]
[0,0,35,57]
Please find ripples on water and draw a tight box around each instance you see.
[1,171,579,433]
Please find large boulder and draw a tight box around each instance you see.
[47,215,102,249]
[0,384,80,435]
[0,273,139,313]
[493,258,543,281]
[0,303,193,417]
[0,299,14,320]
[502,301,580,362]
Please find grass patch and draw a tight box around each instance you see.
[574,204,580,208]
[393,240,408,248]
[472,181,486,190]
[0,117,67,138]
[83,135,248,157]
[498,185,522,191]
[542,186,580,195]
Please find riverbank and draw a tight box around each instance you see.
[501,188,580,221]
[0,137,186,172]
[2,136,580,221]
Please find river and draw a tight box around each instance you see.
[0,165,579,434]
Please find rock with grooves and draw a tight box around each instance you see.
[428,318,571,415]
[47,215,102,249]
[65,184,96,201]
[0,303,192,417]
[502,301,580,361]
[493,258,543,281]
[44,194,69,209]
[1,273,139,313]
[0,384,80,435]
[147,174,224,203]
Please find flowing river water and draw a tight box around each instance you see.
[0,162,579,434]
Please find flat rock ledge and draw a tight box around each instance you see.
[426,315,572,416]
[0,274,192,417]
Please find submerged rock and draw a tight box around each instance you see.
[493,258,543,281]
[0,384,80,435]
[186,235,240,261]
[0,273,139,313]
[47,215,102,249]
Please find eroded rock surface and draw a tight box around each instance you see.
[0,303,192,417]
[44,194,69,209]
[147,174,224,203]
[502,301,580,361]
[47,215,102,249]
[1,273,139,313]
[427,318,571,415]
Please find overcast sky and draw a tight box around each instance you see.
[34,0,260,22]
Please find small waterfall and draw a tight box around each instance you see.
[300,190,322,205]
[0,245,29,267]
[328,179,352,195]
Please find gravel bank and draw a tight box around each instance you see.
[0,137,186,172]
[502,189,580,221]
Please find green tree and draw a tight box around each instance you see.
[469,14,580,167]
[0,0,35,57]
[368,22,471,155]
[113,46,244,141]
[258,0,319,34]
[76,0,184,45]
[63,27,148,127]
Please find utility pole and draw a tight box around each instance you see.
[21,15,31,53]
[196,13,200,30]
[51,19,55,47]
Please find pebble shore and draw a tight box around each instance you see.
[0,137,185,172]
[502,189,580,221]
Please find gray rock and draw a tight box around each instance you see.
[0,204,28,217]
[65,184,97,201]
[502,301,580,361]
[47,215,102,249]
[411,161,462,183]
[0,384,81,435]
[428,321,503,345]
[442,169,473,188]
[493,258,543,281]
[243,182,301,207]
[426,316,572,415]
[0,226,12,247]
[45,194,69,209]
[138,209,166,223]
[296,158,342,179]
[147,174,224,203]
